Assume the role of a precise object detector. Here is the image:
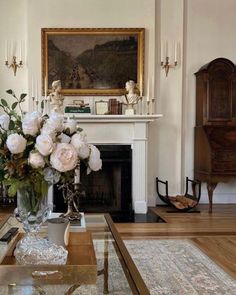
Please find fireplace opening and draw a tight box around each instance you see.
[53,145,132,214]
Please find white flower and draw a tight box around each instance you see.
[58,133,71,143]
[22,112,42,136]
[28,151,45,168]
[88,144,102,171]
[77,142,90,159]
[6,133,27,154]
[71,132,90,159]
[0,114,10,131]
[47,111,64,132]
[44,167,60,184]
[35,134,54,156]
[41,123,57,141]
[50,143,78,172]
[64,119,77,134]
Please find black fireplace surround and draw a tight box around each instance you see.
[53,145,132,215]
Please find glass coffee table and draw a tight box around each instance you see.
[0,213,150,295]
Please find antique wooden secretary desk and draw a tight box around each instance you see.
[194,58,236,213]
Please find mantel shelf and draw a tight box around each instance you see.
[67,114,163,123]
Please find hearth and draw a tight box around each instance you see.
[53,145,132,215]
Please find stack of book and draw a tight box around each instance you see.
[64,105,91,114]
[108,99,122,114]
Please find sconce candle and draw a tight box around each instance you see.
[146,79,150,102]
[174,42,177,63]
[161,41,179,77]
[4,40,23,76]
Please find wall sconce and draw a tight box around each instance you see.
[5,41,24,76]
[161,41,179,77]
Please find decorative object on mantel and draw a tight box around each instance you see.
[145,78,156,115]
[108,98,122,115]
[95,100,109,115]
[65,99,91,115]
[122,80,141,115]
[47,80,64,114]
[4,40,24,76]
[161,40,179,76]
[0,89,102,264]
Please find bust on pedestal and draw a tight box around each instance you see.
[122,80,141,115]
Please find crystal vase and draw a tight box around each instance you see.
[15,182,50,233]
[14,181,55,265]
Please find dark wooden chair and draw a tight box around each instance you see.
[156,177,201,212]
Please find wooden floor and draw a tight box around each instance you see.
[115,204,236,279]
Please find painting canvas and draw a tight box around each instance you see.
[42,28,144,96]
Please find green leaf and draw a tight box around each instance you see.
[20,93,27,102]
[1,99,8,107]
[6,89,13,95]
[8,120,15,130]
[11,102,18,110]
[8,184,17,197]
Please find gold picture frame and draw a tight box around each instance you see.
[41,28,145,96]
[95,100,109,115]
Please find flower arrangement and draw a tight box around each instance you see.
[0,90,102,201]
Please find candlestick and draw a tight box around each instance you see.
[146,79,150,102]
[44,76,47,98]
[74,161,81,184]
[147,100,150,115]
[174,42,177,63]
[161,41,163,63]
[152,98,155,115]
[5,41,8,61]
[166,40,168,57]
[19,41,22,61]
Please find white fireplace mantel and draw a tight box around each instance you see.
[70,114,162,123]
[76,114,163,214]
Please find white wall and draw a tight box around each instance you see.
[1,0,236,206]
[0,0,28,111]
[183,0,236,203]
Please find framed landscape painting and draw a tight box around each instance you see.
[41,28,144,96]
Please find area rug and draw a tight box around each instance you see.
[124,239,236,295]
[1,239,235,295]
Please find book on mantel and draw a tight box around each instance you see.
[64,106,91,114]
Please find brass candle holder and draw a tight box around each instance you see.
[5,56,23,76]
[161,57,177,77]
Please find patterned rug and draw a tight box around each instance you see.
[125,239,236,295]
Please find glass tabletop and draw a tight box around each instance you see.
[0,213,149,295]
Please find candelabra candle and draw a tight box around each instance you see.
[35,99,39,112]
[147,100,150,115]
[139,97,143,114]
[32,97,35,111]
[151,98,155,115]
[74,160,81,184]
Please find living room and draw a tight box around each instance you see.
[0,0,236,294]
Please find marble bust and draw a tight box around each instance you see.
[48,80,64,114]
[122,80,140,115]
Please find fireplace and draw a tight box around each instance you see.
[53,145,132,214]
[48,114,162,214]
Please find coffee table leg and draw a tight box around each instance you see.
[103,236,109,294]
[64,284,81,295]
[97,235,109,294]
